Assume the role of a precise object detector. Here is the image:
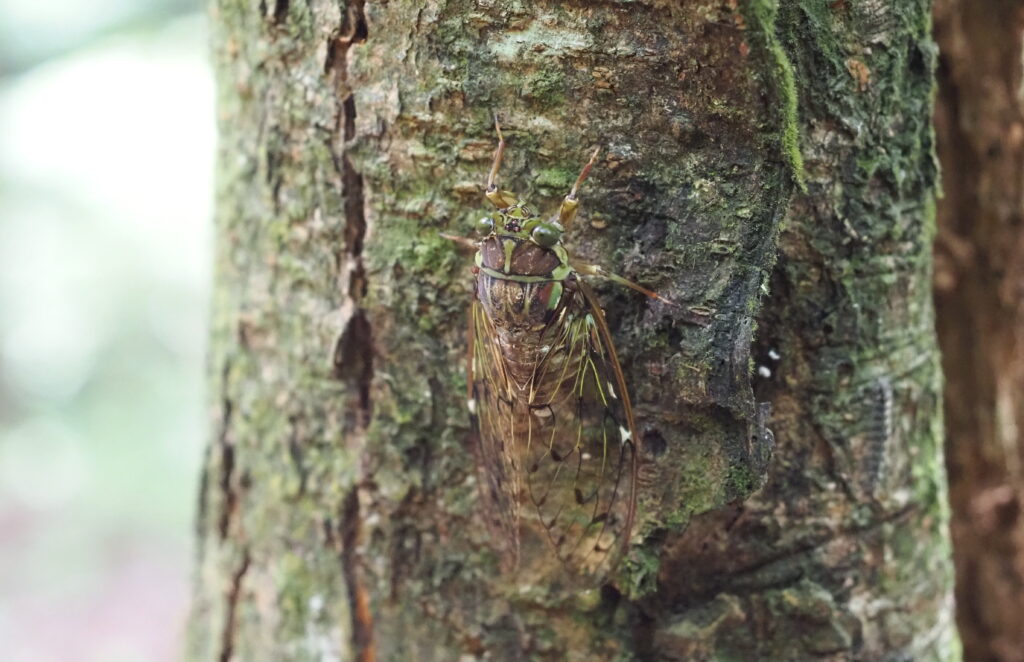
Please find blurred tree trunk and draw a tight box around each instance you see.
[187,1,955,660]
[934,2,1024,661]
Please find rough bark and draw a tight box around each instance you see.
[686,2,956,659]
[933,2,1024,661]
[188,1,955,660]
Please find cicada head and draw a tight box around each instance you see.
[475,204,571,279]
[478,204,565,248]
[476,116,595,268]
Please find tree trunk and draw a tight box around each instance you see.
[188,1,955,660]
[934,1,1024,661]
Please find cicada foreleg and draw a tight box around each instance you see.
[485,116,519,208]
[572,261,674,305]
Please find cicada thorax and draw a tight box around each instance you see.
[476,235,568,329]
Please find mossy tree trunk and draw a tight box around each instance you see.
[934,1,1024,660]
[188,1,955,660]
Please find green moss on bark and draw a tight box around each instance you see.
[744,0,807,191]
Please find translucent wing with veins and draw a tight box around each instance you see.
[469,277,638,582]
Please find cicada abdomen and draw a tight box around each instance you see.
[451,120,664,584]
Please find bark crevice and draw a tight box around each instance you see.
[272,0,289,25]
[341,488,376,662]
[218,549,251,662]
[216,360,236,542]
[329,3,376,661]
[329,0,373,418]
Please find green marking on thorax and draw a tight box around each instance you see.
[547,281,564,310]
[502,239,515,274]
[479,265,572,283]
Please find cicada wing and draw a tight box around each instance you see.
[468,298,520,568]
[521,279,638,582]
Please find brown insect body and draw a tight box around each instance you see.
[457,123,649,584]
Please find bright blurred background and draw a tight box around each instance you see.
[0,1,212,660]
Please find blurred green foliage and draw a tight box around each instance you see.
[0,3,211,660]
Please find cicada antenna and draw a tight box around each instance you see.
[485,114,517,208]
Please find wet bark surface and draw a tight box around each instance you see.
[934,1,1024,660]
[188,1,955,660]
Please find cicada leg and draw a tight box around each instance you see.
[438,232,478,252]
[485,116,519,208]
[556,147,601,229]
[572,261,674,305]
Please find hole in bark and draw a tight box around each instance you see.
[908,42,927,76]
[332,311,373,416]
[682,128,709,150]
[643,428,668,458]
[600,583,622,609]
[272,0,289,23]
[345,3,369,44]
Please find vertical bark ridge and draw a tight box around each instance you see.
[190,2,369,660]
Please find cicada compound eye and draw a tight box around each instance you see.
[477,216,495,235]
[531,222,563,248]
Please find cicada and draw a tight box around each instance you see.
[448,121,663,583]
